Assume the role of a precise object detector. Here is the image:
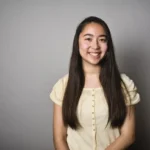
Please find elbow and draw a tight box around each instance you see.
[130,131,136,144]
[130,135,135,145]
[127,134,135,146]
[53,135,67,148]
[121,133,136,146]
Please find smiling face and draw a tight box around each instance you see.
[79,22,108,66]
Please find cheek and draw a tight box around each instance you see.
[102,44,108,53]
[79,42,90,50]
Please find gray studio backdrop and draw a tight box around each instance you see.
[0,0,149,150]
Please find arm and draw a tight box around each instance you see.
[53,103,70,150]
[105,105,136,150]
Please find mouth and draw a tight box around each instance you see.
[88,52,101,58]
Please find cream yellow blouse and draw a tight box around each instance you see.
[50,73,140,150]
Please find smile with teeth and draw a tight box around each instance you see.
[88,52,101,58]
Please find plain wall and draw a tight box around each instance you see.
[0,0,150,150]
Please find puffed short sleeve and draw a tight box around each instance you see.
[121,74,140,106]
[49,78,64,106]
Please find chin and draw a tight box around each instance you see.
[87,60,101,66]
[82,56,105,66]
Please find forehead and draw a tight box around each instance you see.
[80,22,106,36]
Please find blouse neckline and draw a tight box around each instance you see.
[83,87,102,90]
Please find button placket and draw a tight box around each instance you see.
[91,89,96,150]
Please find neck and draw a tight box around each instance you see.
[82,61,101,76]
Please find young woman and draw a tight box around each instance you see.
[50,16,140,150]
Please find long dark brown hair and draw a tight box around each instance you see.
[62,16,130,130]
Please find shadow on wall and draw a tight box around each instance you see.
[119,41,149,150]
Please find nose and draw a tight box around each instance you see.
[91,39,100,50]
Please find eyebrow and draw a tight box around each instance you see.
[83,33,107,38]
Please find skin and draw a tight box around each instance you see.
[79,22,108,75]
[79,22,108,88]
[53,23,136,150]
[53,104,69,150]
[105,106,136,150]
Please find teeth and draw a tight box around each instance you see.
[89,52,100,56]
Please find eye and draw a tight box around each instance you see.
[85,38,92,42]
[99,38,107,43]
